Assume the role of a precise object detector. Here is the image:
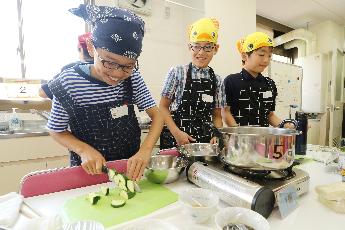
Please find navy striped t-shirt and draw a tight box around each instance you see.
[47,64,156,132]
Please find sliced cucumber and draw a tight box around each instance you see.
[100,186,110,196]
[126,180,135,193]
[117,174,126,185]
[113,174,120,185]
[108,169,116,180]
[118,181,127,191]
[87,193,101,205]
[127,191,136,199]
[119,190,129,200]
[111,199,126,208]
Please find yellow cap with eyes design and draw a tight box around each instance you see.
[237,32,273,53]
[188,18,219,44]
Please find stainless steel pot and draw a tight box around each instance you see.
[212,126,300,171]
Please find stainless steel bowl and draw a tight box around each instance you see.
[145,155,186,184]
[178,143,219,162]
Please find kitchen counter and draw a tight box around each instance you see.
[15,156,344,230]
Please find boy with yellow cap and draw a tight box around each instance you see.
[159,18,225,149]
[224,32,291,128]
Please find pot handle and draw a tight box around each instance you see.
[203,122,225,150]
[278,119,298,129]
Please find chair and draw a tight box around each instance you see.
[19,160,127,198]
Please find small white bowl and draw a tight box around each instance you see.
[215,207,270,230]
[179,188,219,224]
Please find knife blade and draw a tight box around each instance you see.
[102,165,142,193]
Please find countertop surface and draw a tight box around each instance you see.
[15,152,345,230]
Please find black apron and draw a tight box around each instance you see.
[49,64,141,166]
[160,63,217,149]
[236,71,276,127]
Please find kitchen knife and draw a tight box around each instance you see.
[101,165,142,193]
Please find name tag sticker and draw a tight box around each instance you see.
[202,94,213,103]
[110,105,128,119]
[263,91,273,98]
[277,186,298,218]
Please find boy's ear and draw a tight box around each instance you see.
[213,44,220,54]
[241,52,247,62]
[86,38,94,58]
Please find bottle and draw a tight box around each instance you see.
[295,111,308,155]
[8,108,22,131]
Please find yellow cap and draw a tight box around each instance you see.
[236,32,273,53]
[188,18,219,44]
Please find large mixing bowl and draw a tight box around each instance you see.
[178,143,219,162]
[216,126,300,171]
[145,155,187,184]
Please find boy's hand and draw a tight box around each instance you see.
[79,147,106,175]
[283,123,296,129]
[210,137,217,144]
[173,130,196,146]
[127,150,151,181]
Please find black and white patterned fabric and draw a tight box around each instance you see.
[224,68,277,127]
[160,63,217,149]
[49,64,140,166]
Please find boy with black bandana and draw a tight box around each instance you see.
[47,4,163,181]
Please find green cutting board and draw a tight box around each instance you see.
[62,180,178,228]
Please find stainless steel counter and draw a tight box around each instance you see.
[0,129,49,139]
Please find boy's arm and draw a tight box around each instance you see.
[49,130,106,174]
[160,96,195,145]
[212,108,223,128]
[222,106,238,127]
[268,112,281,127]
[127,106,164,181]
[268,111,295,128]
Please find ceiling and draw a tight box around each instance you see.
[256,0,345,29]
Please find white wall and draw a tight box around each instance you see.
[309,20,345,53]
[204,0,256,77]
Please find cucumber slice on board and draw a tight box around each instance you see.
[126,180,135,193]
[110,199,126,208]
[119,190,129,200]
[117,174,126,184]
[127,191,136,199]
[118,181,127,191]
[100,187,110,196]
[87,193,101,205]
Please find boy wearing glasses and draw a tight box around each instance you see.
[159,18,225,149]
[47,4,163,181]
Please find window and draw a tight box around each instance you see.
[0,0,85,80]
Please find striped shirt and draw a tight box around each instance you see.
[47,64,156,132]
[161,64,226,111]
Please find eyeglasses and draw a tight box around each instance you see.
[95,50,138,74]
[189,44,215,53]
